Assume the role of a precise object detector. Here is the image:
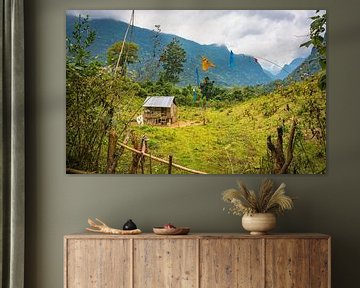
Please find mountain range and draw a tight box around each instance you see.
[275,57,306,80]
[286,47,322,81]
[66,15,316,87]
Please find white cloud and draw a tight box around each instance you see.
[67,10,322,73]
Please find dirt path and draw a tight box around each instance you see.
[164,121,203,128]
[130,120,203,128]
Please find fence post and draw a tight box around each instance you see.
[168,155,173,174]
[149,152,152,174]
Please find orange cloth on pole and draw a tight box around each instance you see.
[201,56,216,71]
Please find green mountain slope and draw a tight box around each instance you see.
[276,57,305,80]
[287,47,321,81]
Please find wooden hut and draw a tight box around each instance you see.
[143,96,177,125]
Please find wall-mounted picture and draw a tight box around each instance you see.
[66,10,326,175]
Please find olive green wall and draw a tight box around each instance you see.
[24,0,360,287]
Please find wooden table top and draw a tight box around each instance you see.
[64,232,330,240]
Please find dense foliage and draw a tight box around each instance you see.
[66,16,143,172]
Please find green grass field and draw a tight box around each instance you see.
[117,78,326,174]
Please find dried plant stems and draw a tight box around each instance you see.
[86,218,142,235]
[222,179,294,216]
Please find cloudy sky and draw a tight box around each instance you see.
[67,10,320,73]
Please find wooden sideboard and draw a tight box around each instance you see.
[64,233,330,288]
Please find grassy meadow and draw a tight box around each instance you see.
[114,77,326,174]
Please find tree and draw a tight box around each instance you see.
[66,15,96,66]
[152,25,162,59]
[200,77,215,100]
[159,38,186,83]
[301,11,326,90]
[107,41,139,75]
[140,24,163,82]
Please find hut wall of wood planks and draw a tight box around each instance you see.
[143,96,177,125]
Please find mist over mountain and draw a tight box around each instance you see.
[66,15,274,86]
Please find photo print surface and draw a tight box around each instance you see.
[66,10,326,174]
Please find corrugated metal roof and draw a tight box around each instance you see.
[143,96,175,108]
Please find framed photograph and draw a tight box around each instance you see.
[66,10,326,175]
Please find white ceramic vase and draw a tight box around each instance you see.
[242,213,276,235]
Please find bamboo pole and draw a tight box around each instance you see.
[108,132,130,174]
[66,168,96,174]
[118,142,207,174]
[114,10,135,77]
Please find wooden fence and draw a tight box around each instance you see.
[67,134,207,175]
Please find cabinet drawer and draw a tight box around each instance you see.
[65,239,131,288]
[265,239,329,288]
[134,239,198,288]
[200,239,264,288]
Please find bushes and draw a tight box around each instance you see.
[137,81,193,105]
[66,63,143,172]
